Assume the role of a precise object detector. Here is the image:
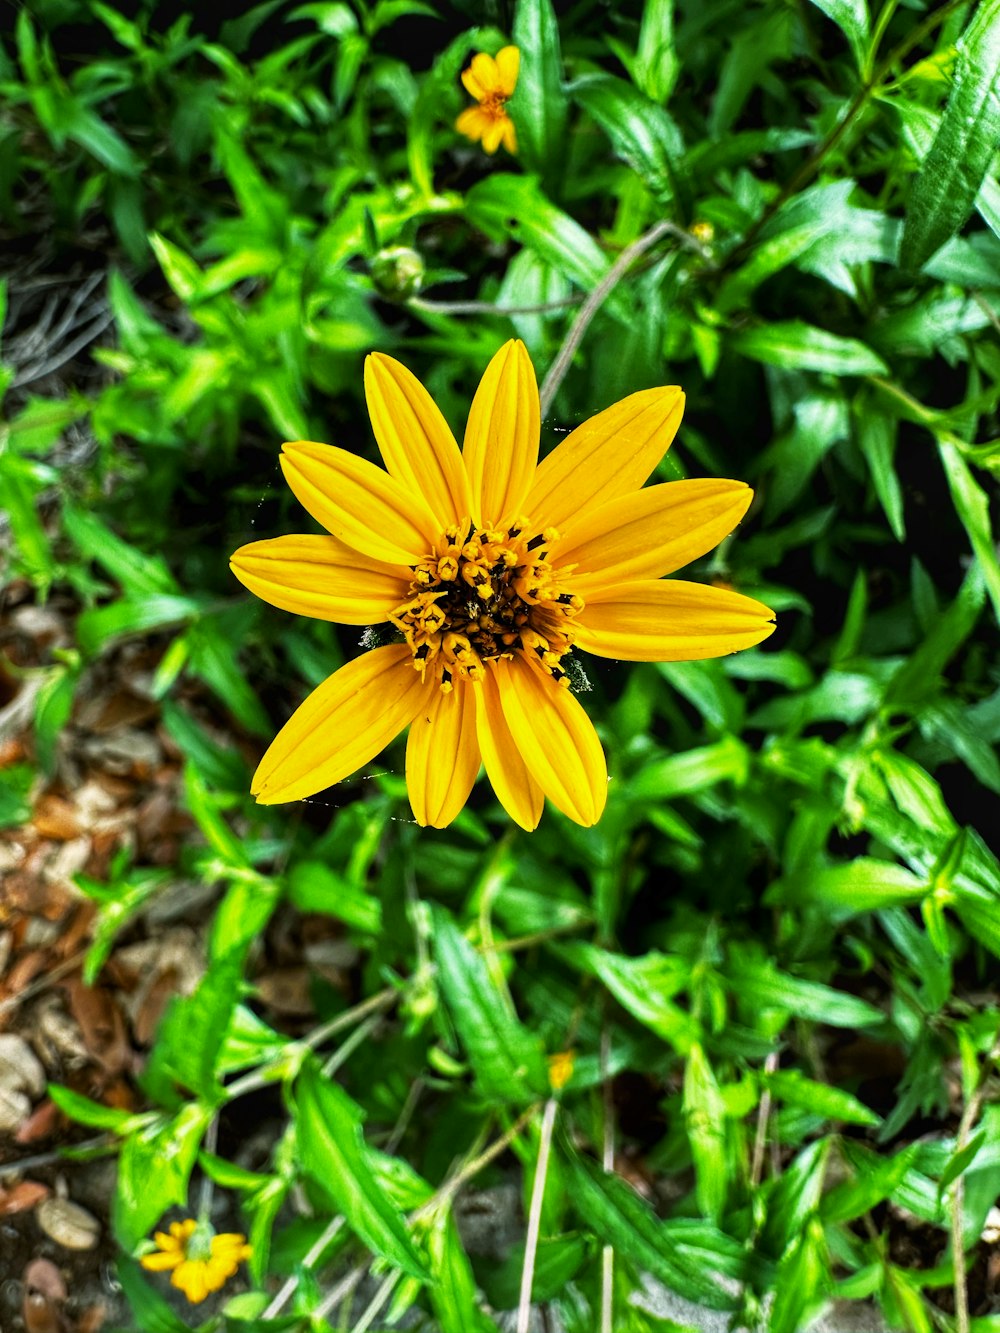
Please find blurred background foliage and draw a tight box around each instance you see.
[1,0,1000,1327]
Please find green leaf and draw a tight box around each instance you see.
[6,396,86,454]
[764,1069,881,1127]
[49,1084,138,1132]
[564,1153,746,1310]
[149,232,203,303]
[481,1232,587,1310]
[727,955,884,1027]
[937,439,1000,621]
[560,943,696,1051]
[683,1044,728,1220]
[854,395,905,540]
[465,175,613,300]
[769,1219,830,1333]
[634,0,678,101]
[118,1260,193,1333]
[113,1104,212,1248]
[885,561,985,706]
[433,909,548,1103]
[62,505,178,598]
[628,736,749,801]
[65,104,139,176]
[294,1060,428,1278]
[937,1129,987,1201]
[717,223,830,312]
[900,0,1000,270]
[805,0,869,66]
[286,860,383,933]
[821,1144,919,1224]
[731,321,888,375]
[774,858,928,916]
[74,869,169,984]
[76,594,204,656]
[428,1209,502,1331]
[572,74,685,208]
[510,0,567,181]
[183,765,248,868]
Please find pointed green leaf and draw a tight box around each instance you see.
[731,321,888,375]
[434,909,548,1103]
[295,1061,428,1278]
[510,0,567,181]
[901,0,1000,269]
[805,0,869,66]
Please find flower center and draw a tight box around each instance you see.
[481,91,510,120]
[389,518,584,692]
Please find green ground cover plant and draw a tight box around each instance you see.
[2,0,1000,1328]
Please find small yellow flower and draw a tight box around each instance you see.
[456,46,519,155]
[140,1219,251,1304]
[230,341,775,830]
[548,1050,575,1091]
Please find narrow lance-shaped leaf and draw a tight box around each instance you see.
[571,74,687,212]
[510,0,568,183]
[433,908,548,1103]
[731,321,888,375]
[295,1060,428,1278]
[937,438,1000,621]
[900,0,1000,270]
[563,1151,747,1310]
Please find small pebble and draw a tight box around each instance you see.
[36,1198,100,1251]
[0,1035,47,1100]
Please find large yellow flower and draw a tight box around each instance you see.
[140,1219,251,1303]
[456,46,519,155]
[231,341,774,830]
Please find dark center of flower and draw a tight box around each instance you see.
[389,519,584,692]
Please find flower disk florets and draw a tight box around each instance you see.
[388,518,584,692]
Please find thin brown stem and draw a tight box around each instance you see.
[516,1097,559,1333]
[751,1050,781,1189]
[539,219,699,415]
[409,296,581,316]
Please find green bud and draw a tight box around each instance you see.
[371,246,424,299]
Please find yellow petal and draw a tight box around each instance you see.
[141,1250,184,1272]
[461,66,486,100]
[365,353,472,529]
[495,46,520,96]
[482,115,506,154]
[501,114,517,154]
[558,480,753,590]
[281,441,436,566]
[574,580,776,661]
[456,106,489,141]
[525,386,685,531]
[172,1260,209,1304]
[406,682,480,827]
[470,51,500,93]
[252,646,434,804]
[230,535,408,624]
[475,668,544,830]
[496,658,607,826]
[463,340,539,526]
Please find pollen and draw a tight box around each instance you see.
[388,518,584,691]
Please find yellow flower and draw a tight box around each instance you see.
[230,341,775,831]
[548,1049,575,1091]
[140,1219,251,1304]
[456,46,519,155]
